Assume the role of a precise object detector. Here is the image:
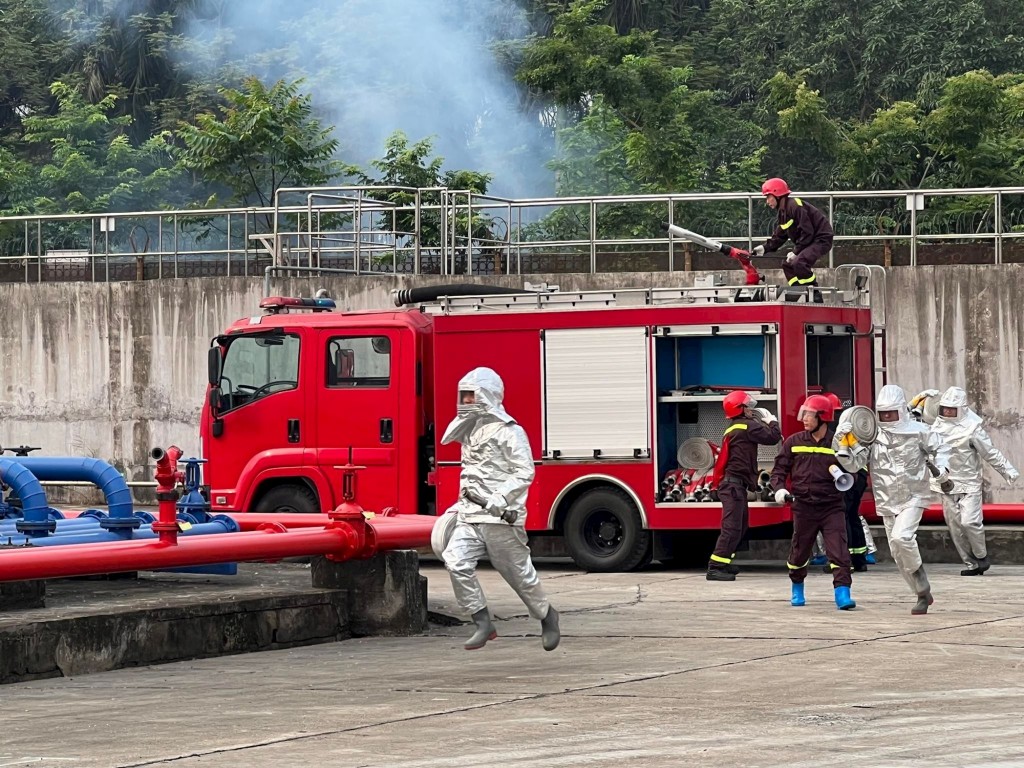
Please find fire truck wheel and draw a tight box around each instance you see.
[563,487,651,572]
[253,484,319,513]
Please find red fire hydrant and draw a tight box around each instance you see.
[151,446,184,544]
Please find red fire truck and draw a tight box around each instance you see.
[201,268,885,571]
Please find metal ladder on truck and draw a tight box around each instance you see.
[836,264,888,392]
[410,266,884,318]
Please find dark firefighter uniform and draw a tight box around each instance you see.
[769,428,852,588]
[844,469,871,568]
[764,197,834,290]
[709,416,782,572]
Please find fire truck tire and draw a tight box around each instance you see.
[253,484,319,513]
[563,488,651,572]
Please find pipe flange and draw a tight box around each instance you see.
[15,519,57,534]
[99,516,144,531]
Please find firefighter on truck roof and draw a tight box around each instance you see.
[751,177,833,302]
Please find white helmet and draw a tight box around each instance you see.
[875,384,910,429]
[938,386,969,422]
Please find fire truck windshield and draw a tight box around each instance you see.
[217,332,300,411]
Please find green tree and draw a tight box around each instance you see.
[0,0,70,137]
[354,130,497,273]
[52,0,219,142]
[517,0,763,196]
[175,77,343,215]
[14,80,186,214]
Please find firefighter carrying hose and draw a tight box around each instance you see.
[835,385,952,615]
[915,386,1019,576]
[707,390,782,581]
[769,394,856,610]
[751,178,833,302]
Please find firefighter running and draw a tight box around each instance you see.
[751,177,834,302]
[835,385,952,615]
[769,394,856,609]
[439,367,561,651]
[914,386,1019,576]
[707,391,782,581]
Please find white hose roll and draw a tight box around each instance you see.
[920,394,941,424]
[430,512,459,559]
[839,405,878,444]
[677,438,715,471]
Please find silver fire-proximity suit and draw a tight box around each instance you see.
[835,385,951,613]
[440,367,559,651]
[920,386,1019,573]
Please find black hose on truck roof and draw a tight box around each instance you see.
[392,284,534,307]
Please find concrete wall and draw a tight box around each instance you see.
[1,265,1021,503]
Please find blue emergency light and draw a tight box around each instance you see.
[259,296,337,312]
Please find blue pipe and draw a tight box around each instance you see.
[0,515,107,538]
[4,516,238,547]
[0,459,53,535]
[8,457,138,530]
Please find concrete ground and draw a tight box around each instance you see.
[2,558,1023,768]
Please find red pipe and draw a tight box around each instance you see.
[226,513,336,530]
[0,516,435,583]
[860,501,1024,524]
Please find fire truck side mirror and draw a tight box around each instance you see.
[207,346,223,386]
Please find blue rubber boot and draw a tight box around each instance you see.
[810,554,827,566]
[865,553,876,564]
[834,586,856,610]
[791,582,806,607]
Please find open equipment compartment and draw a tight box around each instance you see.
[653,323,780,502]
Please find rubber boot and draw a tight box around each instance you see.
[834,586,856,610]
[911,592,934,615]
[540,606,561,652]
[723,563,740,575]
[960,567,984,576]
[464,608,497,650]
[865,553,877,564]
[791,582,805,607]
[851,553,868,573]
[976,556,990,574]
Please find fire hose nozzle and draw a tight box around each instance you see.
[926,461,956,493]
[461,488,518,524]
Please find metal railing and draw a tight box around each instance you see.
[2,185,1022,282]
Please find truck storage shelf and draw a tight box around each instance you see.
[657,393,778,403]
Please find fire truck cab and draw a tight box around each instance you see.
[201,268,885,572]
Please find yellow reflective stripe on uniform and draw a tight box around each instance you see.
[791,446,836,455]
[794,198,803,206]
[724,423,748,435]
[710,554,732,564]
[780,219,794,230]
[787,560,810,570]
[788,276,799,285]
[850,546,868,554]
[794,275,817,285]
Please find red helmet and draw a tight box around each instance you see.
[761,177,790,197]
[798,394,834,422]
[824,392,842,410]
[723,390,757,418]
